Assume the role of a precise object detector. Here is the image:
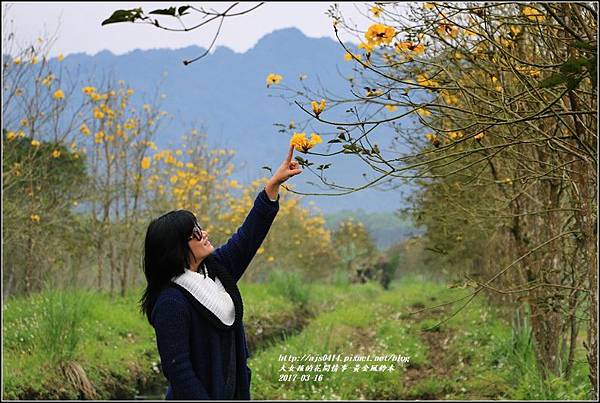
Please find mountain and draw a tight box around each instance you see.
[12,28,417,215]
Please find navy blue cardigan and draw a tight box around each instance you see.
[151,188,280,400]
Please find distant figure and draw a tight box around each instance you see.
[140,145,302,400]
[375,255,392,290]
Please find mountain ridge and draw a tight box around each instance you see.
[7,27,413,214]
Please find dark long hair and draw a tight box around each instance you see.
[140,209,200,324]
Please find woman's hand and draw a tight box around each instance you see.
[265,145,303,200]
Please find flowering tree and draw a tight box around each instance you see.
[2,25,91,296]
[79,81,166,296]
[275,2,596,396]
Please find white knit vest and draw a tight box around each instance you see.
[172,266,235,326]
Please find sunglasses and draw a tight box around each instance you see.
[188,224,204,241]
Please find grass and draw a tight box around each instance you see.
[2,276,593,400]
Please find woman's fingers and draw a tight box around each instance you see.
[286,144,294,163]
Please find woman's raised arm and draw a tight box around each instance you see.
[213,145,302,282]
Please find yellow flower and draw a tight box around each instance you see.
[437,23,459,38]
[344,52,361,62]
[15,88,23,96]
[30,56,38,65]
[522,6,545,22]
[416,73,439,88]
[175,150,183,156]
[424,3,435,10]
[289,132,322,153]
[448,131,464,140]
[266,73,283,87]
[516,66,540,78]
[95,131,105,143]
[141,157,151,169]
[366,88,383,97]
[13,57,21,65]
[267,256,275,262]
[365,23,396,46]
[31,140,41,147]
[20,118,29,126]
[416,107,432,117]
[30,214,41,223]
[93,108,104,119]
[441,90,459,105]
[51,149,61,158]
[474,131,485,141]
[358,41,375,53]
[80,123,91,135]
[371,5,383,17]
[425,133,440,147]
[290,132,310,153]
[395,41,425,55]
[170,175,178,184]
[41,74,55,87]
[83,86,96,95]
[311,99,326,117]
[53,89,65,100]
[127,88,134,96]
[309,132,322,146]
[6,131,17,141]
[58,53,64,61]
[385,104,398,112]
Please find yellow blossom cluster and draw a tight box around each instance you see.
[290,132,323,153]
[522,6,545,22]
[311,99,326,117]
[440,90,459,105]
[365,23,396,47]
[437,23,459,38]
[448,131,464,140]
[370,5,383,17]
[416,73,439,88]
[344,52,362,62]
[395,41,425,56]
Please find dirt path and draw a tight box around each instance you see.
[398,300,457,399]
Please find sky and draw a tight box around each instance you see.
[2,2,377,57]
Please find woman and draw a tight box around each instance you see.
[141,145,303,400]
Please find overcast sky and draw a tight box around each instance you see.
[2,2,377,57]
